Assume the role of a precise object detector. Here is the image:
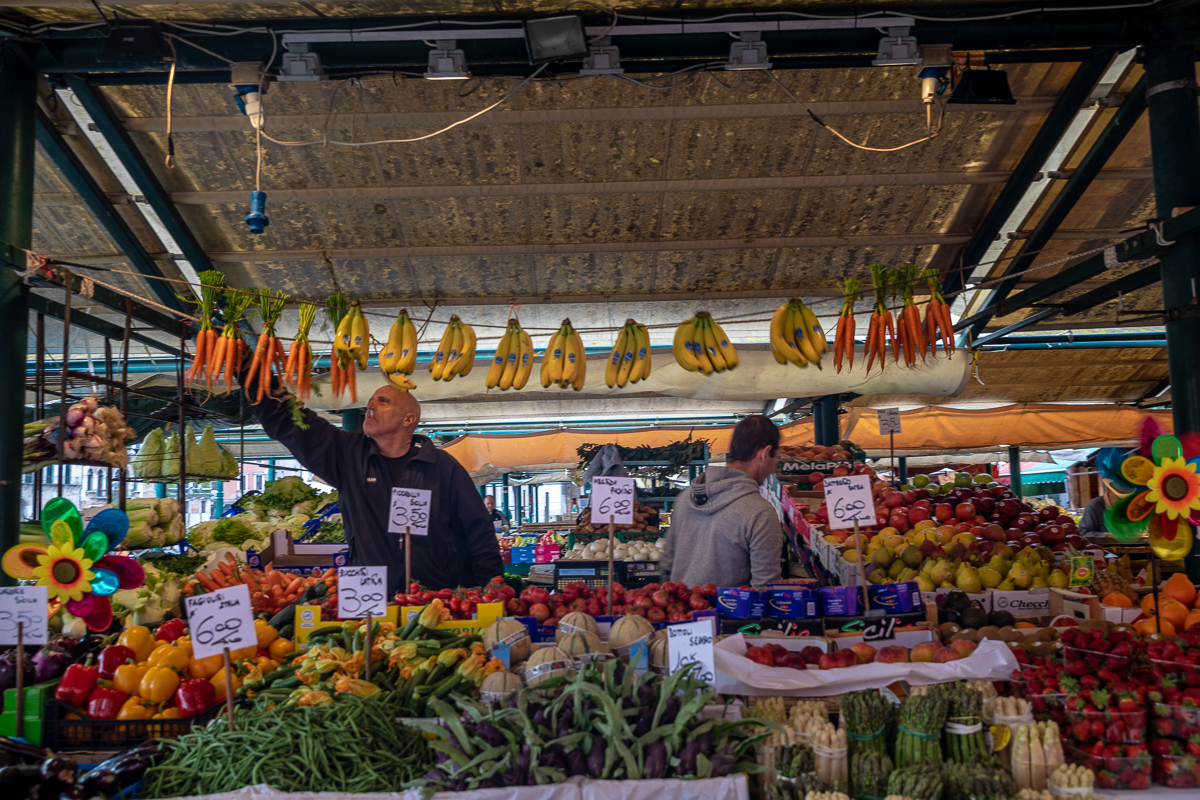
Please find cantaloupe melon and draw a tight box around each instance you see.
[649,636,668,672]
[609,614,654,660]
[484,618,532,663]
[479,670,524,700]
[555,611,600,643]
[525,645,575,692]
[559,631,608,658]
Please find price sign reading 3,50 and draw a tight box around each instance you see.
[591,475,635,525]
[666,619,716,683]
[877,407,902,435]
[185,584,257,660]
[338,566,388,619]
[0,586,48,646]
[822,474,876,529]
[388,487,432,536]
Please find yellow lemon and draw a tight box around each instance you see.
[844,550,860,563]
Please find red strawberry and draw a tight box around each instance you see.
[1117,693,1140,714]
[1073,720,1093,741]
[1150,738,1180,757]
[1189,736,1200,756]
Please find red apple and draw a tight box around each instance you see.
[883,492,905,510]
[933,646,963,663]
[778,652,808,670]
[935,503,954,522]
[1039,505,1062,522]
[955,503,977,522]
[764,643,789,660]
[1005,527,1024,542]
[982,524,1007,543]
[876,645,910,663]
[850,643,877,664]
[903,490,918,505]
[908,506,931,524]
[910,642,940,663]
[745,646,775,667]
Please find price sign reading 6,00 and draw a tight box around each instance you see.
[822,474,876,529]
[338,566,388,619]
[0,586,49,646]
[184,584,257,660]
[590,475,635,525]
[388,487,432,536]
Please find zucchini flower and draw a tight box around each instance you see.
[437,648,467,669]
[455,653,486,685]
[334,677,380,698]
[470,642,486,657]
[387,641,419,669]
[482,657,505,677]
[417,598,447,629]
[294,689,334,707]
[296,668,321,686]
[378,621,396,637]
[242,664,265,686]
[340,653,365,680]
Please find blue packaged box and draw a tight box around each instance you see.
[868,581,921,613]
[717,588,764,619]
[510,546,536,564]
[819,585,860,616]
[767,587,819,619]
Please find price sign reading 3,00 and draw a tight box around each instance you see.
[0,586,48,646]
[185,584,257,660]
[590,476,635,525]
[338,566,388,619]
[388,487,432,536]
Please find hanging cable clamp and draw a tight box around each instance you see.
[1146,78,1197,101]
[1149,220,1176,247]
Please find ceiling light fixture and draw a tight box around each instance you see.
[873,26,922,66]
[523,14,588,64]
[277,43,326,82]
[424,40,470,80]
[726,31,771,71]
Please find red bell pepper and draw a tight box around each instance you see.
[156,618,187,643]
[54,658,99,708]
[97,645,136,679]
[86,685,128,720]
[176,677,216,718]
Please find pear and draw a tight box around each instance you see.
[1007,564,1033,589]
[1048,570,1069,589]
[986,555,1007,573]
[1032,576,1049,588]
[917,575,935,593]
[979,567,1003,589]
[867,569,887,585]
[1034,563,1050,580]
[939,581,955,589]
[997,579,1017,591]
[931,560,954,585]
[993,543,1014,559]
[901,546,924,570]
[871,546,895,569]
[888,559,905,580]
[921,559,937,576]
[956,566,983,593]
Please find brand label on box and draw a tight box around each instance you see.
[716,588,764,619]
[820,585,860,616]
[766,588,818,619]
[868,581,920,614]
[990,588,1050,617]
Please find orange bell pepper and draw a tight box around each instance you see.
[118,625,156,662]
[189,653,223,680]
[254,657,281,674]
[211,666,242,702]
[268,638,294,660]
[148,643,190,672]
[139,666,181,704]
[117,695,153,721]
[254,619,279,648]
[112,663,149,696]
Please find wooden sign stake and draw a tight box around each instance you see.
[607,516,615,617]
[364,613,373,683]
[222,647,235,732]
[404,527,412,591]
[853,520,871,613]
[14,622,23,739]
[890,432,896,487]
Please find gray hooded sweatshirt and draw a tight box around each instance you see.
[660,466,783,588]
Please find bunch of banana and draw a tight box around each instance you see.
[605,319,652,388]
[377,309,419,391]
[428,315,477,382]
[769,298,827,369]
[333,299,370,369]
[485,319,534,391]
[672,311,738,375]
[540,319,586,391]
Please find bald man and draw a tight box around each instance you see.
[242,370,502,595]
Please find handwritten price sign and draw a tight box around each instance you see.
[877,407,902,435]
[667,619,715,682]
[591,476,635,525]
[185,584,257,660]
[0,586,48,646]
[822,474,876,528]
[388,487,432,536]
[338,566,387,618]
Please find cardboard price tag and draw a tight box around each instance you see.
[337,566,388,618]
[185,584,258,660]
[590,476,635,525]
[877,407,902,435]
[388,487,432,536]
[822,475,876,528]
[0,586,48,646]
[667,619,715,683]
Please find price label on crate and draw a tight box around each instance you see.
[337,566,387,619]
[185,584,257,660]
[822,475,876,528]
[877,407,902,435]
[667,619,715,683]
[591,476,635,525]
[0,586,48,646]
[388,487,432,536]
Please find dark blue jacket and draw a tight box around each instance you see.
[249,390,502,596]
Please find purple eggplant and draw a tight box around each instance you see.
[79,769,118,799]
[0,651,35,694]
[45,636,76,651]
[565,746,589,777]
[31,648,72,684]
[0,764,42,794]
[39,758,77,786]
[587,735,606,778]
[643,741,667,779]
[710,746,737,777]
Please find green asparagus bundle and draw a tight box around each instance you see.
[851,749,893,799]
[842,690,892,758]
[886,765,943,800]
[894,693,947,769]
[940,761,1014,800]
[775,743,816,779]
[934,683,988,763]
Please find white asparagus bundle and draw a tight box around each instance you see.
[1050,764,1095,789]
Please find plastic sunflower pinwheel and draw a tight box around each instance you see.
[3,497,144,631]
[1099,430,1200,559]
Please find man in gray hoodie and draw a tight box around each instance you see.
[660,416,784,588]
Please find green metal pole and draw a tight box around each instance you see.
[212,481,224,517]
[502,473,510,519]
[267,459,276,482]
[1145,32,1200,581]
[0,51,34,585]
[155,483,167,499]
[1009,445,1023,500]
[898,457,909,485]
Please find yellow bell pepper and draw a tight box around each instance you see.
[230,645,257,663]
[117,695,153,721]
[148,705,182,737]
[254,657,280,674]
[148,643,190,672]
[254,619,279,648]
[268,638,294,660]
[119,625,156,662]
[211,666,242,702]
[189,653,223,680]
[139,665,181,704]
[112,662,149,696]
[173,635,193,658]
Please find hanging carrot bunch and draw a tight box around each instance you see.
[895,264,926,366]
[887,269,902,365]
[864,264,894,373]
[284,302,317,402]
[834,277,860,374]
[249,289,288,402]
[924,269,956,356]
[324,293,356,404]
[212,289,256,394]
[185,270,225,389]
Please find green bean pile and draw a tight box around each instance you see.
[143,694,433,796]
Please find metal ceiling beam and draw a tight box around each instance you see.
[964,73,1149,337]
[971,308,1060,347]
[34,107,186,313]
[1059,262,1163,315]
[27,294,183,356]
[942,49,1117,297]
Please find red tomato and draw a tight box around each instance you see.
[689,594,709,611]
[506,598,528,616]
[489,576,505,586]
[482,592,496,603]
[499,585,516,600]
[701,584,718,597]
[644,583,661,592]
[409,582,422,594]
[449,597,462,613]
[548,592,565,608]
[585,601,601,616]
[646,608,666,623]
[436,588,453,600]
[635,596,655,611]
[651,591,670,608]
[562,585,579,603]
[529,603,551,623]
[626,606,645,617]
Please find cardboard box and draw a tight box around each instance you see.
[534,545,561,563]
[990,588,1050,618]
[829,626,935,652]
[718,588,765,618]
[926,589,992,612]
[766,587,820,619]
[295,602,504,645]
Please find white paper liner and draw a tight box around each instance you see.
[1048,783,1095,797]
